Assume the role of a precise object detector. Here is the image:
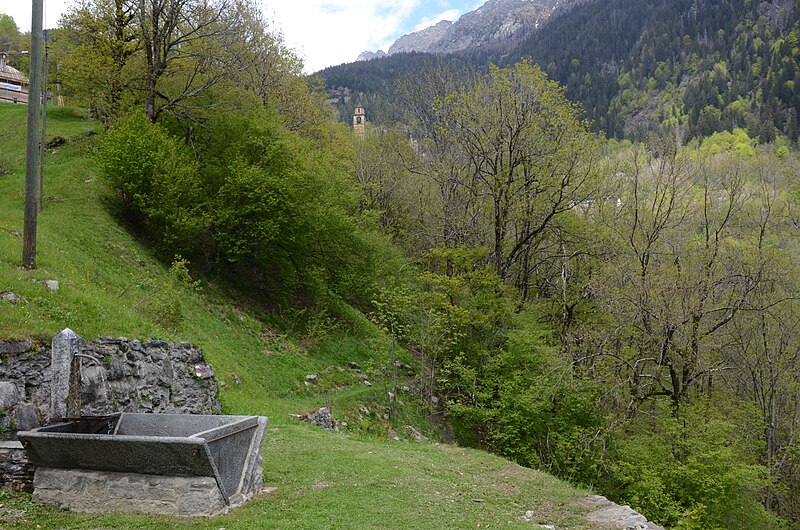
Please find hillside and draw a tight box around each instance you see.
[0,103,620,528]
[320,0,800,143]
[6,0,800,524]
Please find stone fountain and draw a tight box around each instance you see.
[16,329,267,516]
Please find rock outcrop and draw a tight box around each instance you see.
[356,50,387,61]
[359,0,575,61]
[584,495,666,530]
[388,20,454,55]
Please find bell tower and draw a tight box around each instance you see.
[353,105,366,137]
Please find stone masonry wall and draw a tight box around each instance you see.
[0,335,221,491]
[0,442,34,492]
[33,468,228,516]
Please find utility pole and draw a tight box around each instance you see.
[23,0,43,269]
[39,35,48,212]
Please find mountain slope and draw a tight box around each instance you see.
[388,20,453,55]
[360,0,570,59]
[491,0,800,139]
[323,0,800,142]
[426,0,564,54]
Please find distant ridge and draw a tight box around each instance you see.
[356,50,387,62]
[322,0,799,143]
[356,0,572,61]
[388,20,454,55]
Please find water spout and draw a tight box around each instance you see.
[73,353,101,366]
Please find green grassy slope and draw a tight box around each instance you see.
[0,103,597,529]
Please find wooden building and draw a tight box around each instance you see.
[0,52,29,104]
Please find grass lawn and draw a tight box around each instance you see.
[2,424,595,529]
[0,103,600,529]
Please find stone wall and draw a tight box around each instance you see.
[0,340,46,435]
[0,335,221,491]
[0,442,34,492]
[33,468,228,516]
[76,337,221,417]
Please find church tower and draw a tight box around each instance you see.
[353,105,366,137]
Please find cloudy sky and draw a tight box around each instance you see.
[4,0,483,72]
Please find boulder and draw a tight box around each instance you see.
[0,383,20,411]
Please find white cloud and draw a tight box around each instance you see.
[5,0,480,73]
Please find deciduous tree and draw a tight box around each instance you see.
[401,61,599,294]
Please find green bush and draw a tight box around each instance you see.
[480,317,602,481]
[96,111,205,252]
[423,288,604,484]
[96,106,397,311]
[199,108,390,306]
[606,399,787,529]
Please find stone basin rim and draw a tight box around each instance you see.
[17,412,264,446]
[21,433,209,444]
[20,414,262,441]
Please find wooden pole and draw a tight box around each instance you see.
[39,43,48,212]
[23,0,43,269]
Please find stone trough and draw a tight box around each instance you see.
[18,412,267,516]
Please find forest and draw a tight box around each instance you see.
[3,0,800,527]
[322,0,800,144]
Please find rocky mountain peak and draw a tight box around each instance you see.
[356,50,388,62]
[359,0,569,61]
[388,20,454,55]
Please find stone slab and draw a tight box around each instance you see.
[50,328,82,419]
[0,382,20,410]
[19,431,217,477]
[12,403,40,432]
[33,467,228,516]
[0,339,32,354]
[585,495,665,530]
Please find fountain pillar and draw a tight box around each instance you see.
[50,328,82,420]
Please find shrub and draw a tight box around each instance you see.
[96,111,205,253]
[605,399,787,529]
